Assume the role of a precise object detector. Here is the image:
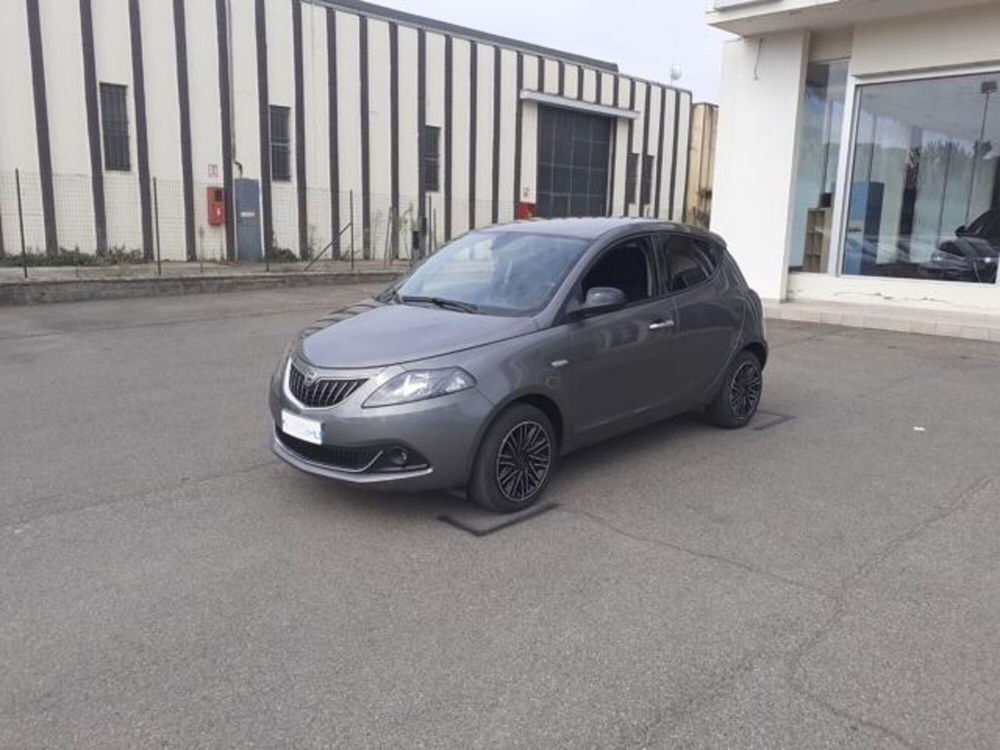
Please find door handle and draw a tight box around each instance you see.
[648,320,675,331]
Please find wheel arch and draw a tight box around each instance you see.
[466,388,567,478]
[743,340,768,369]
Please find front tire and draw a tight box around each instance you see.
[468,404,556,513]
[708,350,763,429]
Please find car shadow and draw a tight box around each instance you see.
[558,411,714,477]
[291,408,778,524]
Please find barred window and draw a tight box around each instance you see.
[270,106,291,182]
[640,154,654,208]
[625,153,638,206]
[424,125,440,192]
[99,83,130,172]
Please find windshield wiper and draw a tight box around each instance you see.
[398,295,479,313]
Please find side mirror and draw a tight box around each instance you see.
[956,225,967,236]
[576,286,627,318]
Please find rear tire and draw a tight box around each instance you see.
[708,350,763,429]
[468,404,556,513]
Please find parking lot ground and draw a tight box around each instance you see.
[2,285,999,749]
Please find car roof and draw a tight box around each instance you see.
[490,217,726,245]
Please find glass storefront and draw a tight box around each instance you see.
[789,61,848,273]
[843,71,1000,284]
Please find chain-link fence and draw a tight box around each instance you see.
[0,170,524,279]
[0,168,660,281]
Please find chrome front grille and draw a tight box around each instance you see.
[288,362,366,408]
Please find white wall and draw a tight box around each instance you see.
[301,1,331,255]
[582,68,597,103]
[141,0,185,260]
[335,10,362,258]
[40,0,94,253]
[852,5,1000,76]
[474,44,495,227]
[657,88,677,220]
[599,72,613,106]
[230,0,259,182]
[646,85,662,218]
[184,0,225,260]
[672,92,692,222]
[496,48,517,222]
[366,18,392,255]
[1,0,692,263]
[424,31,446,247]
[713,3,1000,311]
[0,0,44,252]
[267,0,297,254]
[712,31,809,300]
[542,59,558,95]
[397,25,419,255]
[450,39,471,236]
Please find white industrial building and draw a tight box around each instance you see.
[0,0,692,263]
[709,0,1000,320]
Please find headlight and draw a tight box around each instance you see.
[363,368,476,408]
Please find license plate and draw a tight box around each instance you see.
[281,410,323,445]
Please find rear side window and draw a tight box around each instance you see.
[658,234,718,293]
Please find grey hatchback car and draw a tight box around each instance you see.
[270,218,767,512]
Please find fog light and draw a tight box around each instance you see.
[387,446,410,466]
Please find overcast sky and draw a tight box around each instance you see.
[372,0,731,102]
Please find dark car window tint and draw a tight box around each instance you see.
[661,235,716,293]
[581,238,652,304]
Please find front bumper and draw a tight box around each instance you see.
[272,430,435,486]
[269,359,494,491]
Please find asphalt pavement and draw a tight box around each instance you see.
[2,285,999,749]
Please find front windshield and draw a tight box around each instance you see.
[391,230,589,316]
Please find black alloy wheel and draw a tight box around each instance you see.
[468,404,557,513]
[708,350,764,429]
[495,420,552,502]
[728,360,763,422]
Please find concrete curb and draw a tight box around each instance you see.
[764,301,1000,344]
[0,271,403,306]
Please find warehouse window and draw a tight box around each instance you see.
[424,126,441,192]
[625,153,638,206]
[99,83,130,172]
[270,106,291,182]
[640,154,654,209]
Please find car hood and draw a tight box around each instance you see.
[298,299,537,368]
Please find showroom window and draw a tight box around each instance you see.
[789,61,848,273]
[843,71,1000,285]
